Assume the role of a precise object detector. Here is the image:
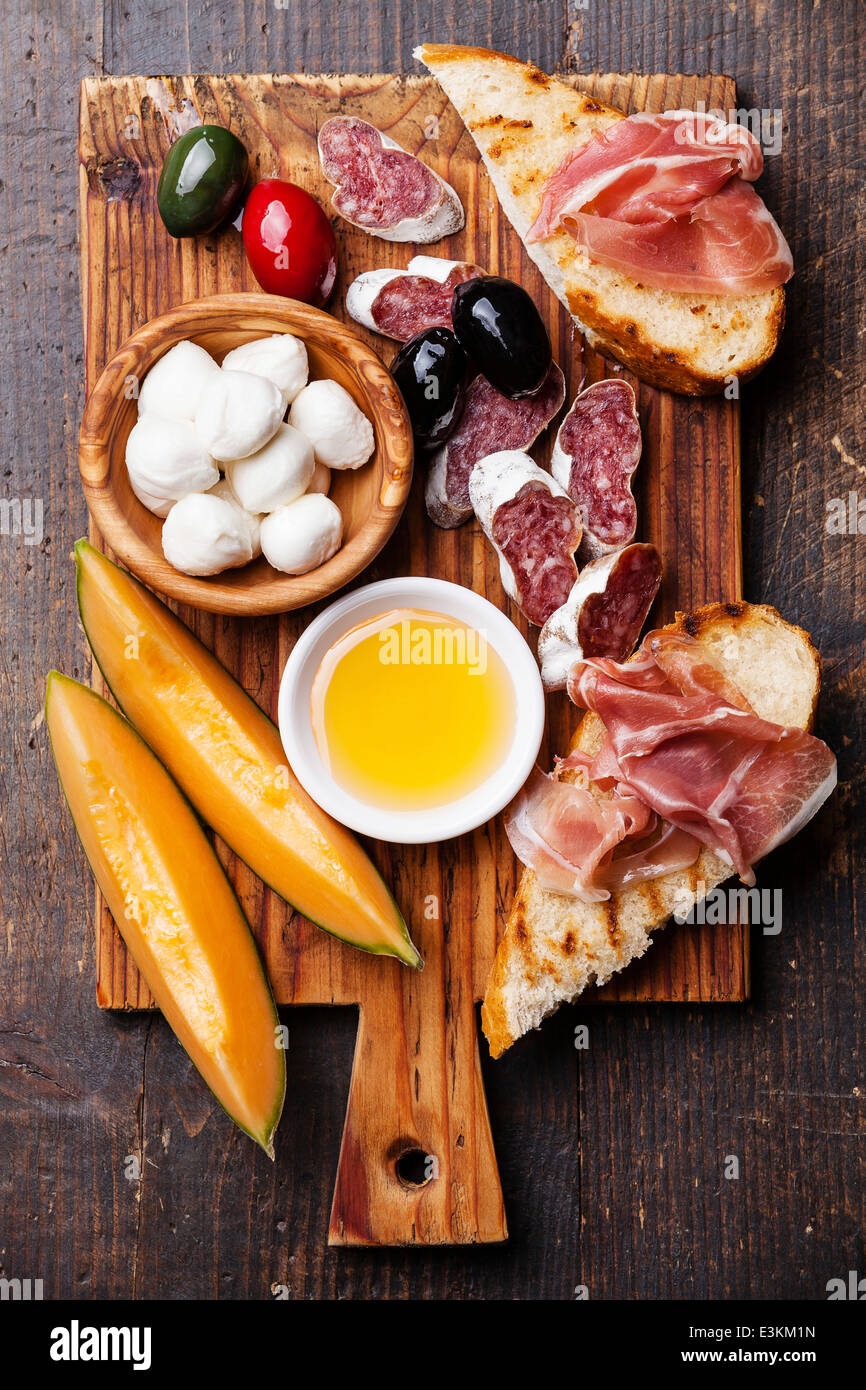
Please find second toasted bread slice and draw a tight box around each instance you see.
[415,44,785,395]
[481,602,821,1058]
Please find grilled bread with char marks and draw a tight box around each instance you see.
[481,602,822,1058]
[414,44,786,395]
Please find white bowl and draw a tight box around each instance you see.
[278,576,545,844]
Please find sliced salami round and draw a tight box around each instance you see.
[537,543,662,690]
[551,379,642,561]
[346,258,482,340]
[425,363,566,528]
[469,451,582,627]
[318,117,465,243]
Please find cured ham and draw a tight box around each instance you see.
[527,110,793,295]
[318,117,464,243]
[566,178,793,295]
[530,111,763,236]
[346,257,483,341]
[469,450,582,626]
[505,626,836,900]
[567,631,837,883]
[504,754,700,902]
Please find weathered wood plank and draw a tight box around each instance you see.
[1,0,862,1297]
[79,70,747,1027]
[77,66,746,1245]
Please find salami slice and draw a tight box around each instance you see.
[538,543,662,690]
[346,257,483,341]
[551,379,642,561]
[469,451,582,627]
[425,363,566,528]
[318,117,465,243]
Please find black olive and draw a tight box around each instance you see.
[391,328,468,450]
[451,275,552,399]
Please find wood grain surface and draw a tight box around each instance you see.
[78,67,745,1246]
[80,70,746,1020]
[1,0,863,1294]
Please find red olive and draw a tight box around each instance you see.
[242,179,337,306]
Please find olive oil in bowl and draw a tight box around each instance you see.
[278,576,545,845]
[311,609,516,811]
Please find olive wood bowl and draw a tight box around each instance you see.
[78,292,414,615]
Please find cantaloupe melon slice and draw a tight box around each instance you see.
[45,672,286,1156]
[75,541,421,967]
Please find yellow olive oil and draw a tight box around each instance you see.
[311,608,515,811]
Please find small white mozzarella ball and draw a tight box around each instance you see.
[306,460,331,496]
[221,334,309,411]
[162,493,255,576]
[195,369,284,463]
[260,494,343,575]
[225,424,315,514]
[126,415,219,517]
[138,341,220,422]
[289,379,374,470]
[207,477,262,559]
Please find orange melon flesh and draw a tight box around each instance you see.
[75,541,420,967]
[45,673,285,1156]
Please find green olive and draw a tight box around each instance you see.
[157,125,249,238]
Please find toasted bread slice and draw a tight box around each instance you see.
[414,44,786,395]
[481,602,821,1058]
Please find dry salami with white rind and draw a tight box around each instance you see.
[346,258,482,340]
[551,379,642,561]
[537,543,662,689]
[469,451,582,626]
[345,268,403,332]
[426,363,566,528]
[318,117,465,243]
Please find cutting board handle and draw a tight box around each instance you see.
[328,956,508,1246]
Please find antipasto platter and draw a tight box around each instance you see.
[67,51,833,1245]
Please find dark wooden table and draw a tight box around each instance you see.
[1,0,862,1300]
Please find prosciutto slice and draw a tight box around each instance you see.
[527,110,793,295]
[504,757,699,903]
[505,765,653,901]
[530,111,763,235]
[567,178,793,295]
[567,631,837,883]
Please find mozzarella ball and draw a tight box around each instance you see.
[162,493,255,576]
[195,369,284,463]
[260,494,343,575]
[289,380,374,470]
[137,341,219,422]
[126,415,218,517]
[207,477,262,559]
[225,424,315,514]
[306,460,331,496]
[221,334,309,411]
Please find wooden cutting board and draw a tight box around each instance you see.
[78,68,748,1246]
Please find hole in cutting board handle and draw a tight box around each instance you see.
[395,1147,437,1188]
